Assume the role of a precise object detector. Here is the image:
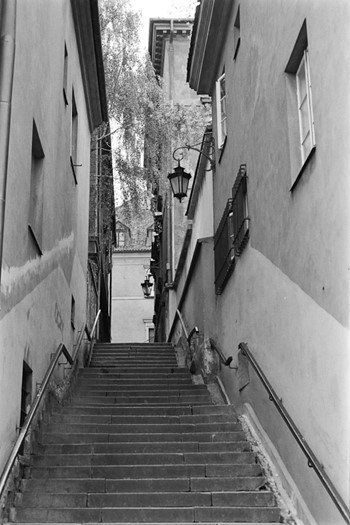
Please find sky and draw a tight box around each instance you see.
[129,0,198,51]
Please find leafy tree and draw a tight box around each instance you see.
[99,0,210,215]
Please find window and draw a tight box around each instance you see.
[214,164,249,294]
[29,121,44,254]
[63,44,68,105]
[71,90,78,183]
[214,198,235,294]
[116,230,126,248]
[285,20,316,187]
[296,49,315,164]
[146,226,153,247]
[233,6,241,60]
[231,164,249,256]
[215,73,227,148]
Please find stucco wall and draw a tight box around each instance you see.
[175,0,350,522]
[211,0,350,327]
[0,0,94,473]
[111,252,154,343]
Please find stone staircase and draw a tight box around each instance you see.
[10,342,282,524]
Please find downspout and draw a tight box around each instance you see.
[0,0,17,289]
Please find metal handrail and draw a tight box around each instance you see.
[86,309,101,367]
[0,308,102,501]
[209,338,237,369]
[0,343,73,499]
[175,309,198,345]
[238,342,350,524]
[72,323,91,362]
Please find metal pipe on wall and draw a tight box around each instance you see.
[0,0,17,288]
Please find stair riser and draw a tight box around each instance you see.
[28,464,263,479]
[68,398,212,406]
[82,368,188,374]
[32,452,255,467]
[11,506,280,523]
[35,441,250,455]
[40,431,247,444]
[48,414,238,425]
[72,388,207,397]
[53,405,235,416]
[21,476,266,494]
[44,423,240,434]
[18,491,275,508]
[72,385,205,393]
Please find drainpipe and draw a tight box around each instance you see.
[0,0,17,288]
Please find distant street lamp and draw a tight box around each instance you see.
[141,278,153,298]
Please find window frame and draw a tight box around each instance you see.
[296,49,315,165]
[215,72,227,149]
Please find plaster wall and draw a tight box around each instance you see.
[111,252,154,343]
[211,0,350,327]
[176,0,350,520]
[216,246,350,524]
[0,0,93,473]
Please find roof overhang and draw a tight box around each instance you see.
[148,18,193,77]
[71,0,108,130]
[187,0,233,95]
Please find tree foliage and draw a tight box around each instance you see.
[99,0,210,214]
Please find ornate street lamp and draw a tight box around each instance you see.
[167,161,191,203]
[141,277,153,298]
[168,135,215,202]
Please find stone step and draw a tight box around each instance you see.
[68,396,213,406]
[56,405,236,417]
[48,413,237,426]
[91,353,177,360]
[28,463,263,479]
[10,505,281,523]
[76,381,207,395]
[43,422,240,435]
[21,476,266,494]
[40,431,247,445]
[12,522,280,525]
[79,369,189,376]
[73,387,208,397]
[35,441,250,455]
[17,490,275,508]
[75,377,194,386]
[32,451,256,467]
[86,367,187,374]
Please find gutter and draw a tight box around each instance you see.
[0,0,16,289]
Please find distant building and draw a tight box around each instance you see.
[148,18,205,341]
[0,0,107,482]
[111,201,154,343]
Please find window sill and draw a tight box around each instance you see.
[290,145,316,192]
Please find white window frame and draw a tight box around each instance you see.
[296,49,315,164]
[215,73,227,149]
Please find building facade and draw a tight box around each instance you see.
[111,201,154,343]
[0,0,107,480]
[148,18,206,341]
[164,1,350,524]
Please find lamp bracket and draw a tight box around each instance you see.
[172,137,215,171]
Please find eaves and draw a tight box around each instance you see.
[187,0,233,95]
[71,0,108,130]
